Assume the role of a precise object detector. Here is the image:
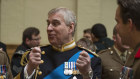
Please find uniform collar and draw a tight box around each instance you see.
[134,43,140,58]
[113,45,127,57]
[135,48,140,58]
[52,40,76,52]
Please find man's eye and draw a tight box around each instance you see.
[52,21,60,27]
[46,20,50,26]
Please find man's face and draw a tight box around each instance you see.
[47,12,72,46]
[28,34,41,48]
[115,6,130,46]
[113,33,129,51]
[83,33,92,42]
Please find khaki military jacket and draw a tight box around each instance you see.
[124,44,140,79]
[98,46,131,79]
[0,50,13,79]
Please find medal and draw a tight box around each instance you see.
[72,62,77,75]
[120,66,133,79]
[64,61,80,76]
[68,62,72,75]
[64,62,69,75]
[0,65,7,79]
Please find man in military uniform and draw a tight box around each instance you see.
[11,27,41,77]
[98,26,132,79]
[0,41,10,63]
[20,7,101,79]
[115,0,140,79]
[0,50,13,79]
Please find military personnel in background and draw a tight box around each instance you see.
[0,50,13,79]
[98,26,132,79]
[11,27,41,78]
[83,28,93,42]
[115,0,140,79]
[0,41,10,63]
[0,41,7,53]
[77,38,96,52]
[91,23,114,53]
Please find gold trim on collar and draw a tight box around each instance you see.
[52,40,76,52]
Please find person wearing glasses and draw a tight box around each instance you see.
[11,27,41,78]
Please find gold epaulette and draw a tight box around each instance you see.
[20,51,30,66]
[77,45,99,57]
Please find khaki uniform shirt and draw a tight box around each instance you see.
[98,46,131,79]
[0,50,13,79]
[124,44,140,79]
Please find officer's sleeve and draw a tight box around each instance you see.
[91,57,102,79]
[20,50,42,79]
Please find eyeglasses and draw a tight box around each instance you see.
[31,37,41,41]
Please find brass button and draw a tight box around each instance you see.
[38,71,42,75]
[110,51,113,54]
[108,47,111,49]
[110,69,113,71]
[41,51,45,54]
[41,60,44,64]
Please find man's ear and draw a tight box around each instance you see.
[113,35,116,42]
[128,18,135,31]
[25,38,30,45]
[68,22,75,34]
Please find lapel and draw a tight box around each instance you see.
[126,49,132,59]
[125,46,140,67]
[110,47,124,65]
[125,50,135,67]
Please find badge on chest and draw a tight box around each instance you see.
[64,62,80,76]
[120,66,133,79]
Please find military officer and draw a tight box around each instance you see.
[115,0,140,79]
[98,26,132,79]
[20,7,101,79]
[0,50,13,79]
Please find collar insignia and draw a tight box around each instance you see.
[135,48,140,58]
[52,40,76,52]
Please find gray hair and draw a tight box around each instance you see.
[48,7,77,36]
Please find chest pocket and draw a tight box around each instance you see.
[0,65,7,79]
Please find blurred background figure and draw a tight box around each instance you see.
[83,28,93,42]
[0,41,10,63]
[98,26,132,79]
[77,37,96,52]
[11,27,41,78]
[0,41,7,52]
[0,50,13,79]
[91,23,114,53]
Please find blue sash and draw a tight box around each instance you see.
[44,51,94,79]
